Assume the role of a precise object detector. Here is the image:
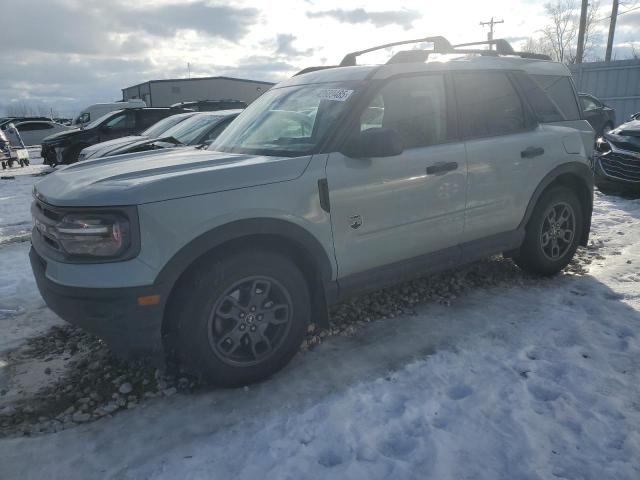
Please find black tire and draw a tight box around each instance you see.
[514,187,583,276]
[24,158,30,166]
[174,249,310,386]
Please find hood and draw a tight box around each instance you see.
[604,120,640,153]
[42,127,83,143]
[34,148,312,207]
[609,119,640,137]
[81,136,148,159]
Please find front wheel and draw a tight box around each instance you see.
[174,250,310,386]
[514,187,583,276]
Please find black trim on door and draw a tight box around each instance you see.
[332,229,524,303]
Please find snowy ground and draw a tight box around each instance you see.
[0,157,639,479]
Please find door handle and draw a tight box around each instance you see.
[521,146,545,158]
[426,161,458,175]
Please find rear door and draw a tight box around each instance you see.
[326,73,467,279]
[454,71,554,243]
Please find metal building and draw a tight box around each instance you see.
[121,76,275,107]
[569,59,640,123]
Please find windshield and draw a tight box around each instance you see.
[163,114,225,145]
[142,114,192,138]
[210,83,357,156]
[84,110,122,130]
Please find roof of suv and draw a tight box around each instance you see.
[280,55,571,89]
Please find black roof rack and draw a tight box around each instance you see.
[293,36,551,76]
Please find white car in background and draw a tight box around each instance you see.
[13,120,71,146]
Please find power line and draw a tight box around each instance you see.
[594,4,640,22]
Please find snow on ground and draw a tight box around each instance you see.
[0,151,61,354]
[0,164,639,479]
[0,149,52,246]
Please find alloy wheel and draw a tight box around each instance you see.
[207,276,293,367]
[540,201,575,261]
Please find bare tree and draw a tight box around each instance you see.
[631,43,640,59]
[4,101,56,118]
[538,0,601,63]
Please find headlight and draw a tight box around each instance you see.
[32,200,139,261]
[55,213,131,257]
[595,137,611,154]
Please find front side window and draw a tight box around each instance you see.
[454,72,526,138]
[359,75,448,148]
[531,75,581,120]
[210,82,356,156]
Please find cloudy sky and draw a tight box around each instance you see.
[1,0,638,117]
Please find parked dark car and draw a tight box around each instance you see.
[579,93,616,137]
[80,110,241,160]
[40,107,190,165]
[170,99,247,112]
[593,114,640,193]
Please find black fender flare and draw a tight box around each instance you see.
[518,161,594,245]
[154,217,334,293]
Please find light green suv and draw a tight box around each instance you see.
[30,37,595,385]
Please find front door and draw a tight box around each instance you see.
[326,74,467,279]
[98,111,136,142]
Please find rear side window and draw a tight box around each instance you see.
[531,75,581,120]
[514,73,564,123]
[580,95,600,112]
[454,72,526,138]
[359,75,448,148]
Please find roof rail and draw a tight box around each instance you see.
[453,39,515,55]
[339,36,453,67]
[452,39,552,60]
[293,37,551,76]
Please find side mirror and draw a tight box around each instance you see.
[343,127,404,158]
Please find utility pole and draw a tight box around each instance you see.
[480,17,504,49]
[605,0,619,61]
[187,62,191,79]
[575,0,589,63]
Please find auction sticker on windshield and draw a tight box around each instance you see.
[317,89,354,102]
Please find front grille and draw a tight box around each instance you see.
[599,153,640,183]
[31,198,64,253]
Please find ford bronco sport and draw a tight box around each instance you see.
[30,37,595,385]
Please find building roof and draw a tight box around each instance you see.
[123,76,275,91]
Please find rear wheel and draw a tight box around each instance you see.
[514,187,583,276]
[174,250,310,386]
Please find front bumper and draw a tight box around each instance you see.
[29,247,165,361]
[594,151,640,191]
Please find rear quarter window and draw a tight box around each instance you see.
[530,75,581,121]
